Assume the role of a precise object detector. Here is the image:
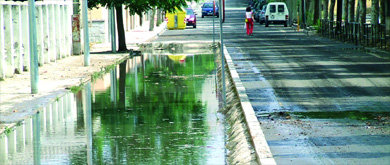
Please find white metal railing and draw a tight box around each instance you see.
[0,0,73,80]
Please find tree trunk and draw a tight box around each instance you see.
[314,0,320,24]
[115,6,127,51]
[336,0,342,32]
[359,0,366,35]
[379,0,385,24]
[371,0,379,25]
[140,14,143,26]
[323,0,329,19]
[343,0,348,22]
[119,61,127,110]
[306,0,311,15]
[329,0,336,21]
[302,0,306,27]
[356,0,360,22]
[306,0,312,25]
[156,8,162,26]
[348,0,355,22]
[336,0,342,22]
[149,8,156,31]
[359,0,366,25]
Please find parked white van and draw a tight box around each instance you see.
[264,2,289,27]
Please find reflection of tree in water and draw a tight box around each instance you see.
[90,54,216,164]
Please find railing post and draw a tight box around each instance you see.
[59,5,65,58]
[21,5,30,72]
[29,0,39,94]
[55,5,61,59]
[36,4,44,66]
[4,5,14,77]
[67,4,71,57]
[61,5,67,57]
[109,6,116,53]
[42,5,50,63]
[49,4,56,62]
[0,5,5,79]
[82,0,90,66]
[12,5,24,74]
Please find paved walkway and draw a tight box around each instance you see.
[0,22,167,134]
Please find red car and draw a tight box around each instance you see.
[185,8,197,28]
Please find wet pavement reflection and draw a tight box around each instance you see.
[0,53,226,164]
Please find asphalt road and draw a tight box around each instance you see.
[222,1,390,165]
[155,1,390,164]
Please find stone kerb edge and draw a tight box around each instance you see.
[223,46,276,165]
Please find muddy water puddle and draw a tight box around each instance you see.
[0,52,226,164]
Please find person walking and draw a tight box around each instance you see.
[245,6,254,36]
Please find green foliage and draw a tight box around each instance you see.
[315,18,321,33]
[306,8,314,26]
[3,126,12,134]
[89,0,199,15]
[70,84,84,93]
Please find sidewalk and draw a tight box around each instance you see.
[0,22,167,135]
[91,22,167,52]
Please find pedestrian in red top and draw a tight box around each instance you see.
[245,6,254,36]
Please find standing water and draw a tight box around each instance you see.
[0,53,226,164]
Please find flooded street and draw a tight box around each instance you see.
[0,53,227,164]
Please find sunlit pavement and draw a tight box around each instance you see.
[157,0,390,164]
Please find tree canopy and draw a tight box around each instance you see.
[89,0,196,15]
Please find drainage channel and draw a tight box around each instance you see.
[0,47,227,164]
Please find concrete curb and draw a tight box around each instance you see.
[223,45,277,165]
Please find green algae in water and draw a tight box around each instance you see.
[91,54,225,164]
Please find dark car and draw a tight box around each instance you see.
[251,1,262,22]
[185,8,197,28]
[201,2,219,18]
[259,5,267,24]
